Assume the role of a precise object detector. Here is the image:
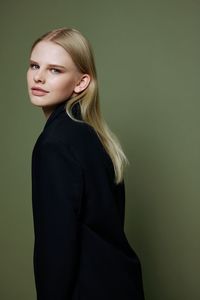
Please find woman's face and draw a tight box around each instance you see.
[27,40,87,116]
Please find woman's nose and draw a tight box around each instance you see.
[33,69,46,83]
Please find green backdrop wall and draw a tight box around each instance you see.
[0,0,199,299]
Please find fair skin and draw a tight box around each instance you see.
[27,40,90,119]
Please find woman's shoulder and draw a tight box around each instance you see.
[42,111,107,161]
[36,108,114,179]
[61,114,102,148]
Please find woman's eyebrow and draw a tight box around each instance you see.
[29,60,66,69]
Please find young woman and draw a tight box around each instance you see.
[27,27,145,300]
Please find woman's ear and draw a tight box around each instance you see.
[74,74,91,93]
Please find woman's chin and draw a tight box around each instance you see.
[29,97,48,107]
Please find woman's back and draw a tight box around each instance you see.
[32,101,145,300]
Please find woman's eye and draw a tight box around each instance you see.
[29,64,61,74]
[50,68,61,74]
[30,63,39,69]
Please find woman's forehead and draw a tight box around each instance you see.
[30,40,75,67]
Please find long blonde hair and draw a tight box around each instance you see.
[30,27,129,184]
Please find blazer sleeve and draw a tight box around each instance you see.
[32,138,83,300]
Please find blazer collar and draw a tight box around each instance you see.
[43,100,82,131]
[43,100,67,131]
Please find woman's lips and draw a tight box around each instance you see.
[31,87,49,96]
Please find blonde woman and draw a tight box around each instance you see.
[27,27,145,300]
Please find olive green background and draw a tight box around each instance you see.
[0,0,199,299]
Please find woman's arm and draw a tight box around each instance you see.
[32,138,83,300]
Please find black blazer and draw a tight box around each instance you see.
[31,100,145,300]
